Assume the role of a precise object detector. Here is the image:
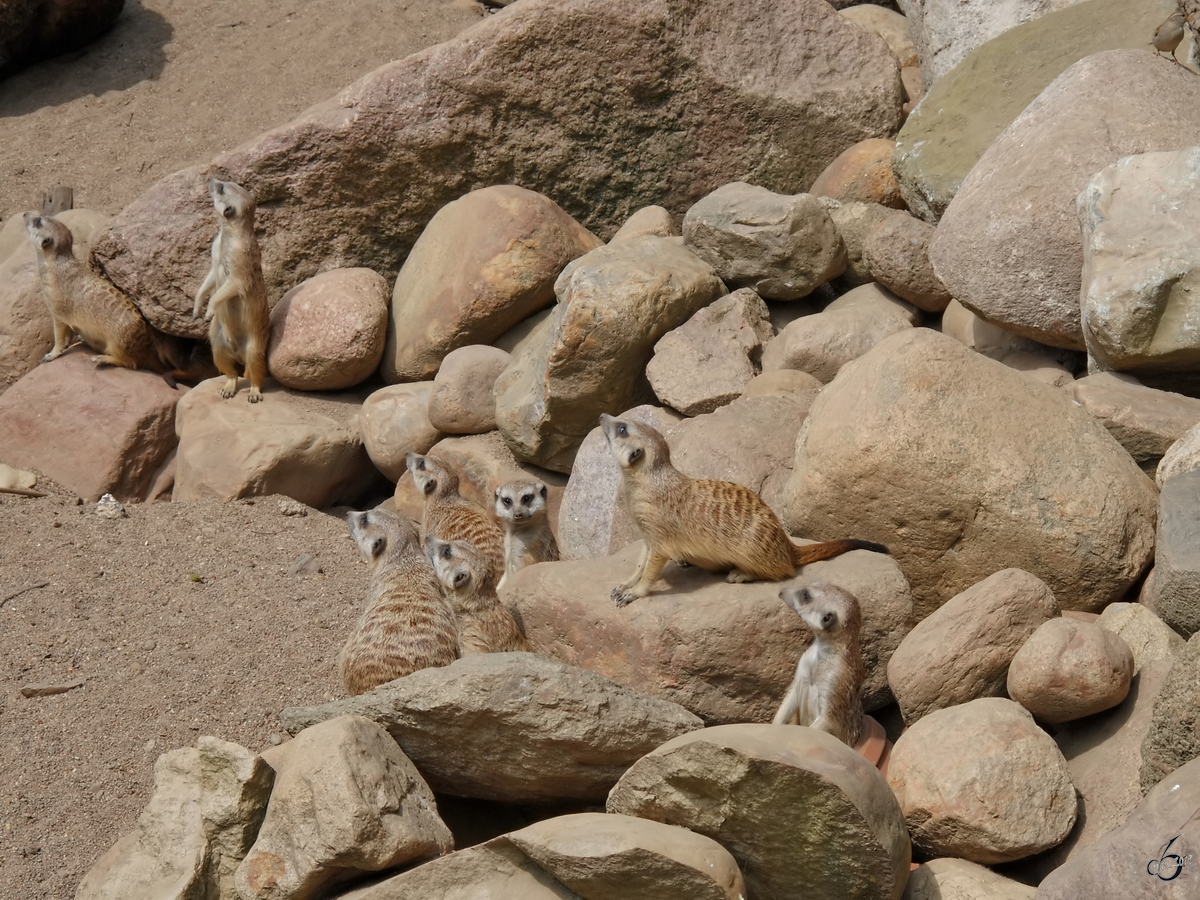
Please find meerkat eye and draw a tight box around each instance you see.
[821,612,836,628]
[617,423,627,437]
[416,458,426,470]
[522,494,533,504]
[798,588,811,604]
[502,496,512,507]
[441,544,453,559]
[627,447,643,464]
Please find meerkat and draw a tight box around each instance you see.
[493,480,559,589]
[600,413,888,607]
[193,176,270,402]
[772,582,865,747]
[425,535,534,654]
[339,508,459,695]
[406,452,507,576]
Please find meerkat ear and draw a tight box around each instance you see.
[422,477,437,496]
[40,235,53,250]
[627,447,643,465]
[494,487,501,499]
[453,570,470,588]
[539,484,548,499]
[369,535,386,558]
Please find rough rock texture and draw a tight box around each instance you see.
[1150,470,1200,637]
[839,5,919,68]
[607,724,911,900]
[1039,755,1200,900]
[1079,148,1200,379]
[783,329,1157,617]
[266,268,388,391]
[903,858,1035,900]
[494,235,725,471]
[610,205,676,242]
[887,698,1076,863]
[682,183,846,300]
[173,379,381,506]
[862,211,952,312]
[940,298,1047,362]
[823,198,899,285]
[1072,373,1200,470]
[892,0,1183,223]
[646,288,774,416]
[426,344,511,435]
[1097,603,1185,675]
[92,0,902,338]
[507,541,911,722]
[383,185,600,382]
[1140,633,1200,794]
[0,0,125,80]
[741,368,823,402]
[929,50,1200,351]
[1006,617,1134,724]
[809,138,905,209]
[887,568,1060,724]
[235,716,451,900]
[281,653,703,804]
[1158,421,1200,487]
[359,383,443,483]
[0,348,181,502]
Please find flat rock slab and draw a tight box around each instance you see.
[280,652,703,804]
[1150,470,1200,637]
[1140,633,1200,794]
[1072,373,1200,466]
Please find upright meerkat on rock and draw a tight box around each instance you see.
[773,582,865,747]
[193,176,271,402]
[339,509,459,696]
[426,535,534,654]
[600,414,888,606]
[493,480,559,589]
[406,452,506,576]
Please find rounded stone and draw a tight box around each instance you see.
[863,212,952,312]
[360,383,443,482]
[427,345,511,435]
[809,138,905,209]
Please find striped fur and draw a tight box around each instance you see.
[406,452,506,576]
[426,536,533,655]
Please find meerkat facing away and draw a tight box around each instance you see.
[425,535,534,655]
[406,452,506,576]
[193,176,270,402]
[599,413,888,607]
[494,480,559,589]
[339,509,459,695]
[773,582,865,747]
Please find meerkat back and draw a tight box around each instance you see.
[406,452,506,575]
[426,535,533,655]
[494,479,559,589]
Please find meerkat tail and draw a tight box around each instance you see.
[792,539,889,567]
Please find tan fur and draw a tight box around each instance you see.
[773,582,865,747]
[494,480,559,589]
[406,452,506,576]
[339,509,459,695]
[600,414,888,606]
[193,177,271,402]
[425,535,533,654]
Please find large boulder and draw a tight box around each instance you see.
[1149,470,1200,637]
[1140,633,1200,794]
[808,138,905,209]
[839,6,919,69]
[0,0,125,80]
[904,858,1035,900]
[1158,421,1200,487]
[281,653,703,804]
[929,50,1200,350]
[1096,602,1185,675]
[91,0,901,338]
[782,329,1158,617]
[426,344,511,435]
[607,724,911,900]
[494,235,725,471]
[358,383,443,483]
[1071,373,1200,472]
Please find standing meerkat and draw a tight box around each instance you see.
[772,582,865,747]
[193,176,271,402]
[600,413,888,606]
[493,480,559,589]
[406,452,506,576]
[339,509,459,695]
[425,535,534,654]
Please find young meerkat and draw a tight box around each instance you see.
[193,176,270,402]
[600,413,888,607]
[406,452,506,576]
[425,535,534,654]
[493,480,559,589]
[339,508,459,696]
[772,582,865,747]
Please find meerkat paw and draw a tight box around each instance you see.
[40,351,60,363]
[726,568,754,584]
[612,587,639,608]
[219,378,239,399]
[247,388,263,403]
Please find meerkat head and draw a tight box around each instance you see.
[346,508,419,568]
[494,480,548,524]
[780,582,863,643]
[425,535,494,594]
[206,176,256,223]
[406,452,459,501]
[599,414,670,472]
[23,212,71,256]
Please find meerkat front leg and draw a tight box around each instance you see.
[193,233,224,318]
[612,545,669,608]
[613,539,650,593]
[772,678,802,725]
[41,319,74,362]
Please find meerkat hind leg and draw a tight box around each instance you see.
[244,343,267,403]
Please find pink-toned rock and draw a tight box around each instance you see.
[267,268,388,391]
[609,205,675,242]
[359,383,443,483]
[904,859,1033,900]
[0,347,180,502]
[740,368,823,401]
[863,211,952,312]
[1072,372,1200,470]
[1006,616,1134,723]
[427,345,511,434]
[839,5,919,68]
[809,138,905,209]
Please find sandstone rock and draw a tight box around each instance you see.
[863,211,952,312]
[266,268,388,391]
[198,737,277,900]
[929,50,1200,350]
[1158,422,1200,487]
[507,812,746,900]
[1007,617,1134,724]
[682,183,846,300]
[823,198,899,285]
[903,858,1035,900]
[608,724,911,900]
[900,66,924,115]
[1080,148,1200,380]
[609,205,675,242]
[508,541,910,722]
[1072,373,1200,471]
[646,288,773,416]
[236,715,451,900]
[1140,633,1200,795]
[887,697,1076,863]
[941,298,1064,361]
[0,347,180,502]
[740,368,823,402]
[1097,603,1185,675]
[281,653,703,804]
[999,351,1076,390]
[94,0,901,339]
[840,5,919,68]
[494,235,725,471]
[893,0,1190,224]
[1150,470,1200,637]
[426,344,510,434]
[887,568,1060,724]
[359,383,443,482]
[809,138,905,209]
[0,0,125,80]
[173,379,382,506]
[783,329,1157,617]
